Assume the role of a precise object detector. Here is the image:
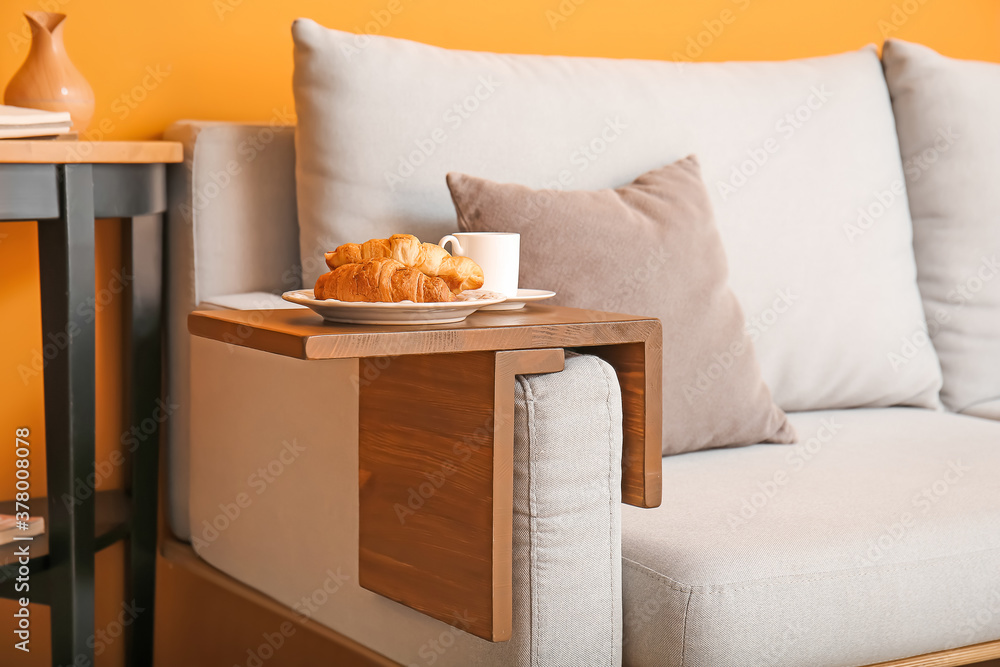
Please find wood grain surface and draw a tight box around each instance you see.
[358,349,564,641]
[190,304,663,509]
[0,140,182,163]
[868,640,1000,667]
[585,341,662,508]
[188,305,661,360]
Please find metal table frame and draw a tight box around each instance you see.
[0,161,165,666]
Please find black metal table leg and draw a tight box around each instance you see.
[38,164,97,667]
[4,159,168,665]
[121,214,163,666]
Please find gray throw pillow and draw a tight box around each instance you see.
[448,155,796,455]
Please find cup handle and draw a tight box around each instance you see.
[439,234,464,256]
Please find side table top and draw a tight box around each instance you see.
[189,305,662,360]
[0,140,183,164]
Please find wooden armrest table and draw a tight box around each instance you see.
[188,304,662,642]
[0,140,183,666]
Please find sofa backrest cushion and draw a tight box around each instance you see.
[292,19,942,413]
[882,40,1000,420]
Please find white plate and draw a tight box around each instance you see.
[281,289,508,325]
[478,288,557,311]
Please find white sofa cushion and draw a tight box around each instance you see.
[883,40,1000,418]
[621,408,1000,666]
[292,19,942,413]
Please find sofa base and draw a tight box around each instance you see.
[158,535,395,666]
[156,533,1000,667]
[872,643,1000,667]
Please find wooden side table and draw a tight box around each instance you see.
[189,304,662,642]
[0,140,182,666]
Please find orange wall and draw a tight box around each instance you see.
[2,0,1000,500]
[0,1,998,664]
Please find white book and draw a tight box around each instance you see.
[0,104,72,126]
[0,515,45,545]
[0,105,72,139]
[0,124,72,139]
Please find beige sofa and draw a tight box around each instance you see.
[162,31,1000,667]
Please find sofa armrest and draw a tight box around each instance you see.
[511,352,624,665]
[163,119,298,539]
[188,340,624,665]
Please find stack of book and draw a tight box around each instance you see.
[0,104,73,139]
[0,515,45,545]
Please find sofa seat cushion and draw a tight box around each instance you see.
[620,408,1000,667]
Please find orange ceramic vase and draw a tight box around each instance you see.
[4,12,95,131]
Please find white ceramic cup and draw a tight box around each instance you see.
[438,232,520,297]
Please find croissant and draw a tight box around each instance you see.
[325,234,485,293]
[314,258,457,303]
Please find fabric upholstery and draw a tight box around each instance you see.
[291,19,942,413]
[449,157,794,455]
[512,352,624,666]
[965,399,1000,422]
[164,120,299,540]
[189,340,624,666]
[620,408,1000,667]
[882,39,1000,418]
